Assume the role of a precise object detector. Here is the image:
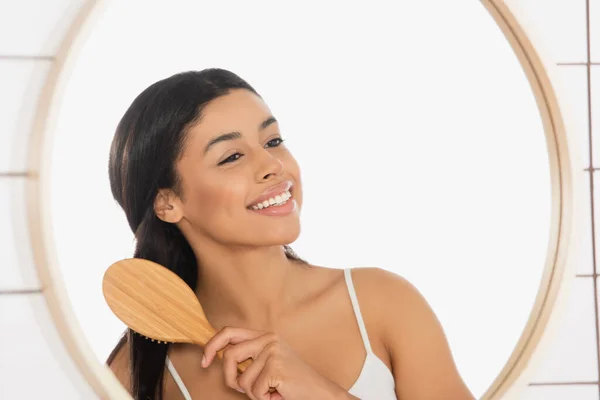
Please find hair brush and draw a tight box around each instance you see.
[102,258,253,373]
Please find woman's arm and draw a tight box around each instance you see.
[358,268,475,400]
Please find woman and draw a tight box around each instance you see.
[106,68,474,400]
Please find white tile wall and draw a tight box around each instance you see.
[592,67,600,158]
[593,175,600,279]
[0,178,40,292]
[555,66,590,169]
[522,385,600,400]
[503,0,600,397]
[579,172,595,275]
[528,278,598,383]
[0,0,89,57]
[0,60,52,173]
[505,0,588,63]
[0,294,96,398]
[591,0,600,62]
[0,0,100,398]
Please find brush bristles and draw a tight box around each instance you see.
[133,331,169,344]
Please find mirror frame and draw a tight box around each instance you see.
[23,0,580,398]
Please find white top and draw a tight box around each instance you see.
[166,268,397,399]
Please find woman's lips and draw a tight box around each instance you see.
[247,180,293,208]
[247,187,296,216]
[248,196,297,216]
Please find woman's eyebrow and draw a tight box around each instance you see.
[203,116,278,154]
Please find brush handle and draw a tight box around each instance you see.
[237,357,253,373]
[215,349,253,373]
[215,351,274,393]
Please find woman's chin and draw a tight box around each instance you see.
[255,225,301,247]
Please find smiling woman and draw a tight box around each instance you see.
[11,0,578,399]
[104,69,442,400]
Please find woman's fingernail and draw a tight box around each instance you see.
[236,388,245,393]
[201,354,207,367]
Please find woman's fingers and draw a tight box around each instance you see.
[203,327,264,367]
[235,342,273,399]
[221,333,278,393]
[250,344,281,400]
[203,327,290,399]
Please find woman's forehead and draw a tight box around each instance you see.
[183,91,275,151]
[200,90,270,125]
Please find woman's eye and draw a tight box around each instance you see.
[265,137,285,148]
[218,153,243,165]
[218,138,284,165]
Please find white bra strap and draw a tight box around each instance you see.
[344,268,373,353]
[166,356,193,400]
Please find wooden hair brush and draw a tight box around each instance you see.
[102,258,253,373]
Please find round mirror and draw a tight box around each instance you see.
[39,0,567,398]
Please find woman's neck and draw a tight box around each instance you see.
[193,244,303,330]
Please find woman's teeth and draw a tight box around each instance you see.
[251,190,292,210]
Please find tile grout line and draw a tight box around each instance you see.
[0,172,39,179]
[557,62,600,66]
[0,288,42,295]
[0,172,29,178]
[529,381,600,386]
[0,55,54,61]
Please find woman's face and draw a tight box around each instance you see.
[173,89,303,249]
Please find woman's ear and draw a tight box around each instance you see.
[154,189,184,223]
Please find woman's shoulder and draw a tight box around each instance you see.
[348,266,420,305]
[309,266,429,335]
[306,265,420,307]
[347,267,437,336]
[345,271,473,398]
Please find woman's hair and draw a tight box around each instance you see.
[105,68,305,399]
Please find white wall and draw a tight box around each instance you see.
[504,0,600,398]
[0,2,103,398]
[0,1,598,399]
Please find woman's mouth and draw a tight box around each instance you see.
[247,185,297,216]
[248,189,292,210]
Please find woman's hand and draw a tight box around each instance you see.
[202,327,357,400]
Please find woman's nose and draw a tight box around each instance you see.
[257,152,284,181]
